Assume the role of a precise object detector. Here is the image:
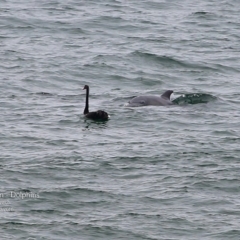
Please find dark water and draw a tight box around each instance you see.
[1,0,240,239]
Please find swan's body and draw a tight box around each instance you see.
[83,85,109,121]
[127,90,174,107]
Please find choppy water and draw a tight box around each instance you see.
[1,0,240,239]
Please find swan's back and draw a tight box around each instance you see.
[85,110,108,121]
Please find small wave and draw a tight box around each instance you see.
[194,11,209,15]
[130,51,217,71]
[172,93,217,105]
[130,51,182,65]
[36,92,53,96]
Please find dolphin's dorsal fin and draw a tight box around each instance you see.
[161,90,173,99]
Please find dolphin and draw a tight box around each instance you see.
[126,90,174,107]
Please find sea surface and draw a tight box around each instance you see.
[1,0,240,239]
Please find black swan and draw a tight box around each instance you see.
[83,85,109,120]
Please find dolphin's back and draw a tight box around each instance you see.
[127,95,173,107]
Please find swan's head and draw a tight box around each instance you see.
[83,85,89,90]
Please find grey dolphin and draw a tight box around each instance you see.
[126,90,174,107]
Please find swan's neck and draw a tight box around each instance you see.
[84,87,89,114]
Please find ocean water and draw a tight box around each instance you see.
[1,0,240,239]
